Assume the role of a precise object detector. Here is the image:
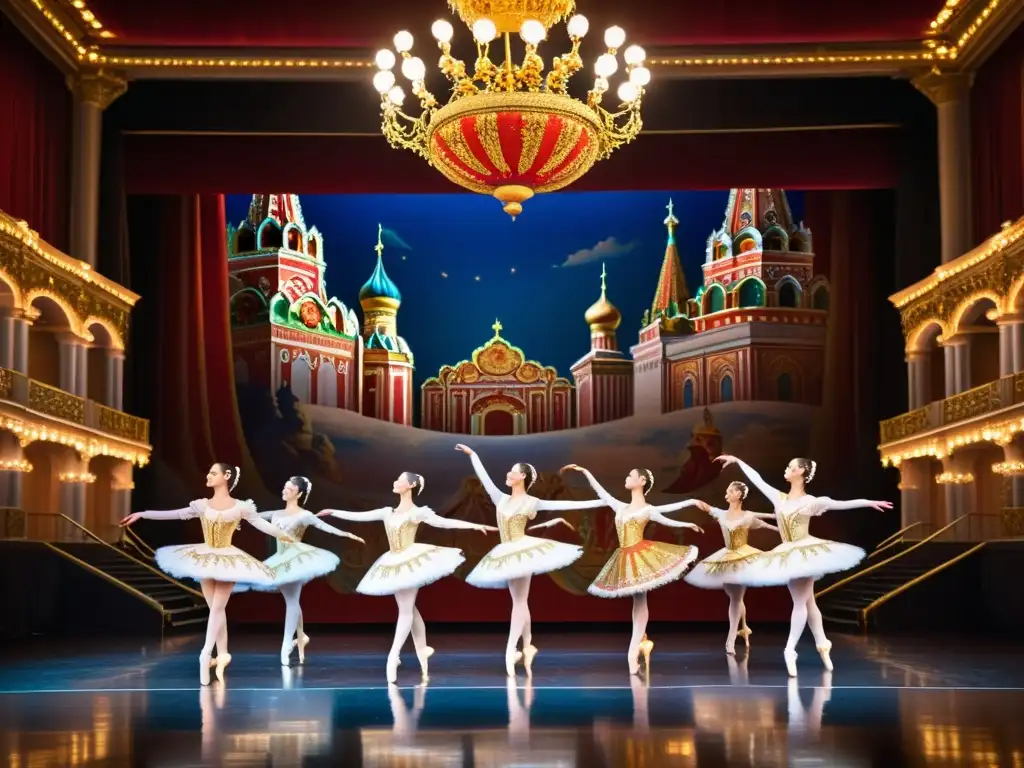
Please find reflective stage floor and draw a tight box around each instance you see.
[1,628,1022,766]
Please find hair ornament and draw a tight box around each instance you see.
[807,460,817,484]
[230,466,241,492]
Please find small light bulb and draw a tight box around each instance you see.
[520,19,545,45]
[393,30,414,53]
[566,14,589,38]
[373,69,396,93]
[472,18,497,44]
[595,53,618,78]
[387,85,406,105]
[617,81,638,103]
[629,66,651,87]
[623,45,646,65]
[604,25,626,49]
[593,76,609,93]
[431,19,454,43]
[401,56,426,81]
[375,49,396,70]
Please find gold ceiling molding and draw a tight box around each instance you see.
[4,0,1018,80]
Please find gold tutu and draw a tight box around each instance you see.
[588,540,698,598]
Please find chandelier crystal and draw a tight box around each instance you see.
[374,0,650,219]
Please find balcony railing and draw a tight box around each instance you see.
[0,368,149,444]
[880,373,1024,446]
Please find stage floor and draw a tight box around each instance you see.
[1,628,1022,766]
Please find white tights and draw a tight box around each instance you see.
[199,580,233,658]
[388,588,426,666]
[723,583,747,650]
[279,582,304,658]
[628,593,649,668]
[506,576,533,662]
[785,577,829,652]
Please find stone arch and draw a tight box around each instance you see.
[83,317,124,351]
[25,291,83,336]
[257,219,283,249]
[682,376,696,409]
[0,268,24,311]
[906,320,944,354]
[703,284,726,314]
[735,277,766,308]
[950,292,1003,336]
[283,223,304,252]
[775,276,802,308]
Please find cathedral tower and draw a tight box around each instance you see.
[358,224,414,425]
[571,264,634,427]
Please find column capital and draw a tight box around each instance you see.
[66,69,128,111]
[911,70,975,107]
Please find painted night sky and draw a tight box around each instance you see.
[225,190,805,399]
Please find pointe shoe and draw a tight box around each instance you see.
[199,653,212,686]
[522,645,538,678]
[214,653,231,682]
[738,624,753,648]
[783,649,798,677]
[417,646,434,682]
[505,649,523,677]
[639,636,654,676]
[817,642,834,672]
[281,645,292,667]
[292,632,310,664]
[386,654,400,684]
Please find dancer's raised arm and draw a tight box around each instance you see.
[317,507,390,522]
[649,509,704,533]
[715,455,786,507]
[241,502,295,542]
[418,507,497,533]
[560,464,625,510]
[455,444,505,504]
[302,511,366,543]
[120,504,199,526]
[809,497,893,514]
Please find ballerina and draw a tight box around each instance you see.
[715,454,892,676]
[242,476,366,667]
[561,464,705,675]
[455,444,607,677]
[318,471,496,683]
[120,462,295,685]
[684,480,780,655]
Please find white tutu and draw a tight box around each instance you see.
[465,536,583,589]
[684,544,767,589]
[155,543,277,587]
[738,537,865,586]
[356,543,465,596]
[236,542,341,593]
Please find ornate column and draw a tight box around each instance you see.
[912,72,975,264]
[1013,321,1024,373]
[75,343,88,398]
[11,310,32,375]
[943,337,971,394]
[57,334,80,394]
[105,349,125,409]
[66,70,127,268]
[906,351,929,408]
[999,320,1015,376]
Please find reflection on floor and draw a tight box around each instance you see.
[1,630,1022,766]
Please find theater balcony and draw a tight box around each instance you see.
[879,216,1024,543]
[0,210,150,544]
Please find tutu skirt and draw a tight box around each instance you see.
[155,543,277,587]
[356,543,465,596]
[738,536,865,586]
[465,536,583,589]
[235,542,341,593]
[588,540,698,598]
[685,544,766,589]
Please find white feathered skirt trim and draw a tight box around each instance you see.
[235,542,341,593]
[356,543,465,596]
[465,536,583,589]
[738,537,866,587]
[155,543,277,587]
[684,544,767,589]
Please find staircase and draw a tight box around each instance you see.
[44,516,208,630]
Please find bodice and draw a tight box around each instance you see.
[271,514,309,553]
[385,515,420,553]
[615,515,648,548]
[201,516,240,548]
[777,510,811,543]
[497,495,537,543]
[724,525,750,550]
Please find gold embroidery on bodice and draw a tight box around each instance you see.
[386,515,420,553]
[497,496,536,543]
[725,525,750,550]
[777,510,811,543]
[201,516,240,548]
[274,520,308,554]
[616,515,648,548]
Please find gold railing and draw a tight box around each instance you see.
[0,367,14,400]
[1000,507,1024,538]
[122,525,156,559]
[860,542,987,623]
[42,543,166,613]
[880,406,933,444]
[942,379,1003,424]
[872,521,924,553]
[0,506,26,539]
[95,403,149,443]
[27,380,86,423]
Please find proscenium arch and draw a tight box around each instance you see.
[83,316,126,351]
[949,291,1004,336]
[24,290,85,337]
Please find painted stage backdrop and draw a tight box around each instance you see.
[157,189,843,623]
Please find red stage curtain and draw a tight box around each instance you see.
[972,23,1024,240]
[122,127,902,195]
[0,15,70,249]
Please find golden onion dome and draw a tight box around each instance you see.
[585,266,622,330]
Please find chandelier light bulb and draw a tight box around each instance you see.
[604,25,626,49]
[595,53,618,78]
[431,19,454,43]
[623,45,646,66]
[401,56,426,81]
[387,85,406,106]
[566,14,589,38]
[373,69,396,93]
[617,81,639,103]
[393,30,414,53]
[629,66,651,87]
[472,18,497,44]
[593,76,609,93]
[375,49,396,70]
[520,19,546,45]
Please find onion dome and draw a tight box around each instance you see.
[359,224,402,307]
[585,263,622,330]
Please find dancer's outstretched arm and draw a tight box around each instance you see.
[715,455,786,507]
[649,499,712,515]
[419,507,497,533]
[303,511,366,543]
[750,515,780,533]
[527,517,576,532]
[649,510,704,533]
[317,507,390,522]
[120,505,197,525]
[455,444,506,505]
[812,497,893,514]
[560,464,624,510]
[241,503,295,542]
[751,511,778,520]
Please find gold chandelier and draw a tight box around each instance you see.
[373,0,650,219]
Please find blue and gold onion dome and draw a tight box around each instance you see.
[359,257,401,307]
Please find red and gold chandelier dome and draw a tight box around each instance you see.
[374,2,650,219]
